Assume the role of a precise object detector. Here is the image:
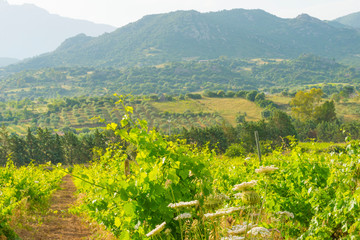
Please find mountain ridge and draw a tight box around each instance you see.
[0,2,116,59]
[7,9,360,71]
[334,11,360,29]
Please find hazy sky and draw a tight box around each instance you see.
[7,0,360,27]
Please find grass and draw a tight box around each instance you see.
[197,98,262,125]
[297,141,346,151]
[266,95,291,105]
[151,98,264,125]
[151,100,205,114]
[335,100,360,122]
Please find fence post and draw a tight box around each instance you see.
[254,131,262,165]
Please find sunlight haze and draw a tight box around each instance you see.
[7,0,360,27]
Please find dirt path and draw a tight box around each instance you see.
[14,175,110,240]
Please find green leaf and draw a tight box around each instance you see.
[123,202,135,217]
[125,106,133,113]
[149,166,159,181]
[121,118,129,127]
[114,217,121,227]
[179,169,188,180]
[107,122,118,130]
[80,174,89,180]
[119,230,130,240]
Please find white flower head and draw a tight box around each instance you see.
[276,211,294,219]
[221,236,245,240]
[216,206,244,214]
[234,192,243,199]
[168,200,199,209]
[228,222,257,235]
[146,222,166,237]
[232,180,257,191]
[134,220,141,230]
[204,211,227,219]
[255,165,279,174]
[174,213,192,220]
[247,227,270,237]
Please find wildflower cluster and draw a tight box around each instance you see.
[232,180,257,191]
[168,200,199,209]
[276,211,294,219]
[146,222,166,237]
[255,165,279,174]
[247,226,271,237]
[174,213,192,221]
[228,222,257,235]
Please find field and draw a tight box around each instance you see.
[152,97,263,125]
[2,97,360,239]
[197,98,263,124]
[67,114,360,239]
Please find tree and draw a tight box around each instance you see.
[246,90,258,102]
[0,125,10,165]
[314,100,336,123]
[268,110,297,141]
[26,128,41,162]
[255,92,265,102]
[290,88,323,121]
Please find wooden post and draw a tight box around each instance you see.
[125,159,130,177]
[254,131,262,165]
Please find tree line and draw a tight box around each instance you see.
[0,126,108,166]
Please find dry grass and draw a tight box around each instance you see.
[267,95,291,105]
[335,100,360,122]
[198,98,262,125]
[151,98,263,126]
[151,100,205,113]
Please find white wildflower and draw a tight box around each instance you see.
[146,222,166,237]
[276,211,294,219]
[228,222,257,235]
[204,211,227,219]
[134,220,141,230]
[234,192,243,199]
[204,206,243,219]
[232,180,257,191]
[221,236,245,240]
[174,213,192,220]
[34,181,39,183]
[216,206,244,214]
[247,227,271,237]
[255,165,279,174]
[168,200,199,209]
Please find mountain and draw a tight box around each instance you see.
[0,57,19,67]
[0,0,116,59]
[334,12,360,29]
[7,9,360,70]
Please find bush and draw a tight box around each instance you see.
[224,143,246,157]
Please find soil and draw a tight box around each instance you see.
[13,175,114,240]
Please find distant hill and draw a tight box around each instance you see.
[0,57,19,67]
[0,0,116,59]
[2,55,359,101]
[334,12,360,29]
[7,9,360,71]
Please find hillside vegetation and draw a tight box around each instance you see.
[334,11,360,29]
[1,55,359,101]
[7,9,360,70]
